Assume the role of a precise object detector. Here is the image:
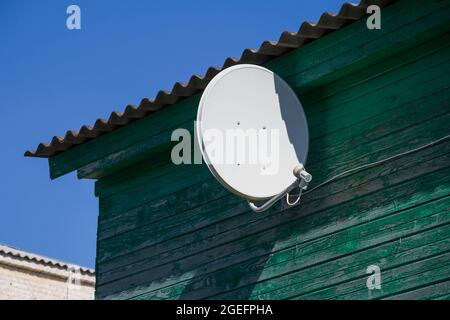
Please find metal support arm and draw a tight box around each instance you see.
[248,164,312,213]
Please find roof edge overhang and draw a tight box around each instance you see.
[25,0,398,159]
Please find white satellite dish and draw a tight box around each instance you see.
[196,64,311,212]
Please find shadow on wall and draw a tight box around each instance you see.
[97,51,450,299]
[174,80,330,300]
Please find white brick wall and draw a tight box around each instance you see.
[0,246,95,300]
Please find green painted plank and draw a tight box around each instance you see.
[93,154,173,197]
[49,95,200,179]
[102,179,450,298]
[93,153,173,198]
[125,195,450,300]
[96,78,448,220]
[93,0,450,300]
[92,26,450,190]
[298,31,450,108]
[95,82,448,248]
[77,117,195,179]
[94,38,450,199]
[97,118,450,262]
[96,80,450,240]
[309,113,450,182]
[385,280,450,300]
[98,161,212,218]
[332,254,450,300]
[94,40,450,198]
[247,226,450,300]
[99,138,446,276]
[97,179,232,240]
[306,46,450,136]
[187,212,450,300]
[86,45,445,181]
[96,107,450,242]
[96,156,450,298]
[96,114,450,298]
[266,0,449,77]
[83,11,450,180]
[292,252,450,300]
[97,123,447,245]
[308,87,450,165]
[270,0,450,92]
[96,135,450,265]
[266,0,448,78]
[94,146,205,199]
[48,0,450,179]
[433,292,450,300]
[306,76,450,164]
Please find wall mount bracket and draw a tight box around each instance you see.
[248,164,312,213]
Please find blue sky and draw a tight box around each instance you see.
[0,0,348,268]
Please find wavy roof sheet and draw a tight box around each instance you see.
[25,0,397,158]
[0,244,95,275]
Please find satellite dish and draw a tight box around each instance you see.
[196,64,311,212]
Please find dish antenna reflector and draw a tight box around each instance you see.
[196,64,311,212]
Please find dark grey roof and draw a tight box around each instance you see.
[25,0,397,158]
[0,244,95,275]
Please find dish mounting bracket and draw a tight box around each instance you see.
[248,164,312,213]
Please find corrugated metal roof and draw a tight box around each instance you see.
[25,0,397,158]
[0,244,95,275]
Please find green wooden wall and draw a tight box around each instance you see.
[50,0,450,299]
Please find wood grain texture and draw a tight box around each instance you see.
[48,0,450,180]
[49,0,450,300]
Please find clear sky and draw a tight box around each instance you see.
[0,0,349,268]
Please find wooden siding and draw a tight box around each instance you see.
[51,0,450,299]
